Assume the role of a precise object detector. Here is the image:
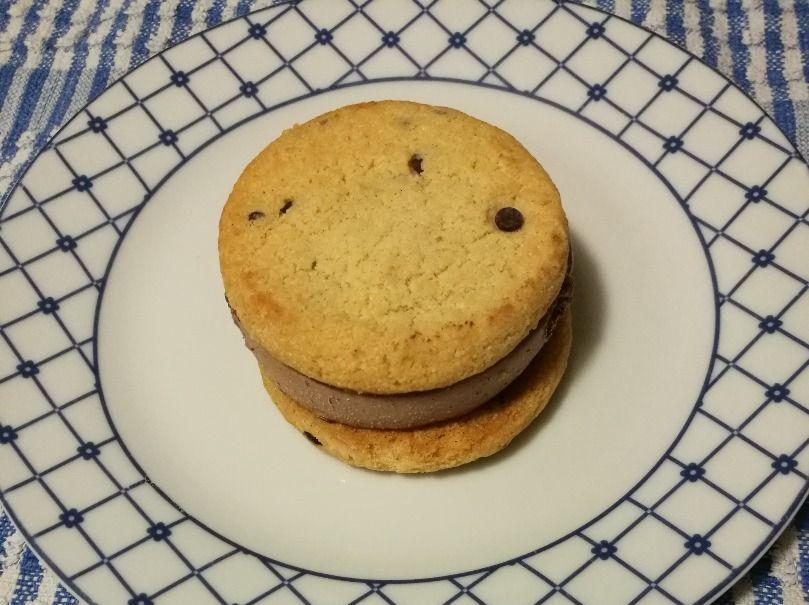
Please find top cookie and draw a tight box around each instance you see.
[219,101,569,394]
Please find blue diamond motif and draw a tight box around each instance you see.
[159,130,178,146]
[739,121,761,139]
[658,74,679,91]
[752,249,775,267]
[16,360,38,378]
[590,540,616,560]
[315,28,332,44]
[381,31,400,47]
[240,81,259,97]
[745,185,767,202]
[128,594,153,605]
[37,297,59,314]
[147,522,172,541]
[0,425,18,444]
[56,235,77,252]
[680,462,705,482]
[586,22,605,38]
[77,442,101,460]
[684,534,711,554]
[772,454,798,474]
[87,116,107,133]
[516,30,535,45]
[60,509,84,528]
[765,383,790,402]
[448,32,466,48]
[72,175,93,192]
[759,315,782,333]
[170,71,189,86]
[663,136,683,153]
[587,84,607,101]
[248,23,266,39]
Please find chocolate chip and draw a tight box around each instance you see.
[279,199,294,215]
[310,260,317,270]
[303,431,321,446]
[494,207,524,232]
[248,211,265,221]
[408,154,423,175]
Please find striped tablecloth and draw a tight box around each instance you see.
[0,1,807,603]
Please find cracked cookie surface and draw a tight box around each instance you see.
[219,100,569,394]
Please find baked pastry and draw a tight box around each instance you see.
[219,100,571,472]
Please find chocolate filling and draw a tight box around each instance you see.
[234,271,572,430]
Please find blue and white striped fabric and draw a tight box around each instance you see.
[0,1,807,604]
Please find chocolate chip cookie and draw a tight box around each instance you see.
[219,100,571,472]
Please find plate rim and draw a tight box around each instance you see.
[0,1,807,604]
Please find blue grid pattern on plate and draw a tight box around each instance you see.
[0,1,807,604]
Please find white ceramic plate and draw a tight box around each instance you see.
[1,1,808,604]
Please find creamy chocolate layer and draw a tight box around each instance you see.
[236,273,572,430]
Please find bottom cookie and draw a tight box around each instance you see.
[259,308,572,473]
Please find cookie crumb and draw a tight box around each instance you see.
[247,211,265,221]
[303,431,322,446]
[408,154,423,175]
[279,199,294,215]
